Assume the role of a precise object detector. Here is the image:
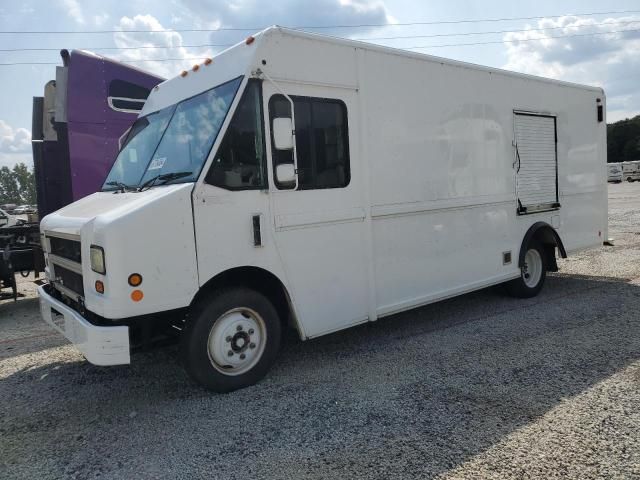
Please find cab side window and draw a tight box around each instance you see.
[205,80,267,190]
[269,95,350,190]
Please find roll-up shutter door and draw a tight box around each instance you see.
[514,113,558,213]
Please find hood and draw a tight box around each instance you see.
[40,183,194,236]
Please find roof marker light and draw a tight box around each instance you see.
[180,70,188,77]
[245,36,255,45]
[204,58,213,66]
[192,64,200,72]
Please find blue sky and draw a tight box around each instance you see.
[1,0,639,168]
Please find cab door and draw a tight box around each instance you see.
[263,83,369,338]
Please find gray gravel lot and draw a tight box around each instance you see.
[1,183,639,479]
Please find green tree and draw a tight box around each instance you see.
[0,163,36,204]
[0,166,20,204]
[607,114,640,162]
[12,163,36,204]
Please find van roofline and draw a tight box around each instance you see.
[258,25,604,95]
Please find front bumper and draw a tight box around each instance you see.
[38,284,130,366]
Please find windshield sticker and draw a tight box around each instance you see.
[148,157,166,170]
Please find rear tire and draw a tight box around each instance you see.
[505,240,547,298]
[180,287,281,393]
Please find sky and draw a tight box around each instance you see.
[1,0,639,168]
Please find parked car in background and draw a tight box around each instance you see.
[0,204,18,214]
[13,205,32,215]
[0,208,26,227]
[622,161,640,182]
[607,163,623,183]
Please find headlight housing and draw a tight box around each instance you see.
[90,245,106,274]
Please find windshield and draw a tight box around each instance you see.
[103,76,243,190]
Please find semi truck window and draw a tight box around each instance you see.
[108,79,152,113]
[269,95,350,190]
[205,80,266,190]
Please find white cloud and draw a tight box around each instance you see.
[110,1,390,81]
[0,120,31,154]
[112,14,213,79]
[58,0,85,24]
[0,120,32,168]
[503,15,640,122]
[173,0,390,47]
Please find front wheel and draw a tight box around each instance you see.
[505,241,547,298]
[180,287,281,392]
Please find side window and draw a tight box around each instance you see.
[108,80,152,113]
[205,80,267,190]
[269,95,350,190]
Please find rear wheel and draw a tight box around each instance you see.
[505,240,547,298]
[180,287,281,392]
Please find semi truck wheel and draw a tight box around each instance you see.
[505,240,547,298]
[180,287,281,392]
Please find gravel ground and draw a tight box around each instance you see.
[1,183,639,479]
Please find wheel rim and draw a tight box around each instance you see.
[522,249,543,288]
[207,307,267,376]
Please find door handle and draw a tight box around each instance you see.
[252,214,262,247]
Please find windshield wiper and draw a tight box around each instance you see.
[105,181,135,193]
[138,171,193,192]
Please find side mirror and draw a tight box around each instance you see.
[275,163,296,186]
[273,117,294,150]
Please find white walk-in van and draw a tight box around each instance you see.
[39,27,608,392]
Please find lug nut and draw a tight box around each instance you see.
[239,354,246,360]
[225,336,232,342]
[249,343,256,349]
[228,350,234,356]
[237,325,243,331]
[248,328,254,335]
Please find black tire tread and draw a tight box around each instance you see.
[505,240,547,298]
[180,287,281,393]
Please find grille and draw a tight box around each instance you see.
[48,236,82,263]
[53,264,84,297]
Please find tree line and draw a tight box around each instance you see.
[607,114,640,163]
[0,163,36,205]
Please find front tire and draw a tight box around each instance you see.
[505,240,547,298]
[180,287,281,393]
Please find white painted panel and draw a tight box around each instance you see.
[515,114,558,208]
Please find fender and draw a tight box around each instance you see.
[518,222,567,269]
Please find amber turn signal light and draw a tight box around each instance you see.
[245,36,255,45]
[95,280,104,294]
[131,290,144,302]
[128,273,142,287]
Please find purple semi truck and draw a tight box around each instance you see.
[1,50,162,299]
[32,49,164,217]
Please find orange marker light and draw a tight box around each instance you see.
[95,280,104,294]
[131,290,144,302]
[204,58,212,65]
[128,273,143,287]
[192,64,199,71]
[180,70,188,77]
[245,36,255,45]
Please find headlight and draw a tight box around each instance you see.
[90,245,106,274]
